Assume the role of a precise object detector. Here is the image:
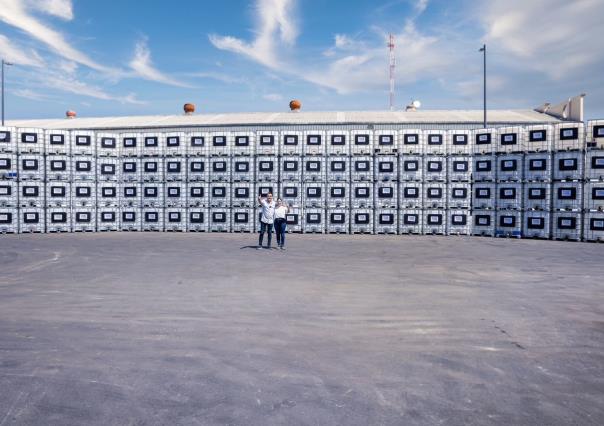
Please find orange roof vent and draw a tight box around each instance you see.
[289,99,301,111]
[184,103,195,115]
[66,110,76,119]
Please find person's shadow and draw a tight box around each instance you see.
[240,245,278,250]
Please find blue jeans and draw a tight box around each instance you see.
[274,218,287,247]
[259,221,273,247]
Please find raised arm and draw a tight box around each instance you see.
[257,195,265,206]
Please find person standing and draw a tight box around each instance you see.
[274,198,290,250]
[257,193,276,249]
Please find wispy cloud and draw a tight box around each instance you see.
[0,34,45,67]
[263,93,283,101]
[43,74,146,105]
[186,71,246,85]
[25,0,74,20]
[12,88,51,101]
[129,38,192,87]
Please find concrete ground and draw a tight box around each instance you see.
[0,233,603,426]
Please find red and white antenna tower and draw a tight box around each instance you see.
[388,33,395,111]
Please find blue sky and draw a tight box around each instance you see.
[0,0,603,120]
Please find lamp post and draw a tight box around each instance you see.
[2,59,13,126]
[479,44,486,128]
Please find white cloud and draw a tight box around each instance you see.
[263,93,282,101]
[187,72,246,85]
[0,34,45,67]
[25,0,73,21]
[415,0,428,14]
[43,74,146,105]
[129,38,192,87]
[12,88,50,101]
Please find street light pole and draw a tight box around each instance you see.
[2,59,14,127]
[479,44,486,128]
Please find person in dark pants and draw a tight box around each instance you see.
[257,193,275,249]
[274,198,290,250]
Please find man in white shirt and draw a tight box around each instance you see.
[257,193,276,249]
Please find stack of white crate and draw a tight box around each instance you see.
[399,130,422,234]
[277,131,302,233]
[0,127,18,233]
[302,131,325,233]
[326,131,349,233]
[422,130,448,235]
[583,120,604,241]
[208,132,231,232]
[187,132,208,232]
[447,130,472,235]
[494,127,524,237]
[139,133,164,231]
[472,128,497,236]
[97,133,120,231]
[120,133,141,231]
[47,130,75,231]
[230,132,254,232]
[164,133,187,232]
[350,130,373,234]
[374,130,398,234]
[18,128,47,232]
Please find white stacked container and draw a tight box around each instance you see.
[447,156,472,182]
[473,155,496,182]
[187,208,208,232]
[209,183,230,208]
[524,153,552,182]
[327,208,349,233]
[303,182,325,208]
[523,183,551,211]
[586,120,604,149]
[472,183,496,210]
[423,183,447,209]
[525,125,552,152]
[119,183,140,208]
[553,182,583,211]
[398,129,422,155]
[46,155,71,181]
[473,128,497,155]
[165,183,187,207]
[552,212,582,241]
[399,155,423,182]
[327,156,349,182]
[375,181,397,209]
[350,130,373,155]
[583,212,604,241]
[19,181,44,207]
[554,122,585,151]
[447,183,471,209]
[374,130,398,154]
[187,182,209,207]
[72,208,96,232]
[46,181,71,208]
[447,210,471,235]
[523,211,551,239]
[141,157,164,182]
[97,157,120,182]
[496,126,526,153]
[423,156,447,182]
[19,208,45,233]
[280,156,302,182]
[351,209,373,234]
[18,154,45,181]
[447,130,472,155]
[98,182,120,207]
[0,180,17,207]
[279,182,303,208]
[585,151,604,181]
[553,151,583,181]
[232,132,255,156]
[45,130,70,155]
[285,208,303,233]
[231,183,254,208]
[496,183,523,210]
[374,209,397,234]
[187,132,208,157]
[303,157,326,182]
[256,156,278,182]
[583,182,604,212]
[209,157,230,182]
[142,208,164,232]
[303,208,325,233]
[163,132,187,157]
[496,211,523,237]
[164,157,187,182]
[46,208,71,232]
[374,155,398,181]
[351,182,373,209]
[423,130,447,155]
[231,208,254,232]
[399,182,423,208]
[164,208,187,232]
[256,131,279,156]
[96,133,119,157]
[351,156,373,182]
[423,209,446,235]
[72,182,96,207]
[208,133,230,157]
[0,126,16,153]
[497,154,524,182]
[18,128,44,154]
[71,130,96,156]
[0,208,17,233]
[72,156,95,181]
[280,131,303,156]
[303,131,326,156]
[97,208,120,231]
[187,157,209,182]
[327,183,348,208]
[231,156,254,182]
[120,133,140,157]
[326,131,350,156]
[399,209,422,235]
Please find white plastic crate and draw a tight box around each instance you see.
[497,154,523,182]
[375,181,397,208]
[163,132,187,157]
[350,130,373,155]
[553,182,582,211]
[584,182,604,211]
[165,183,187,207]
[423,156,447,182]
[98,182,120,207]
[18,154,44,180]
[71,130,95,156]
[280,131,303,156]
[210,183,230,208]
[585,150,604,181]
[120,208,142,232]
[497,183,523,210]
[351,182,373,209]
[141,134,163,157]
[72,208,96,232]
[303,157,326,182]
[472,183,496,210]
[447,209,471,236]
[303,208,325,233]
[552,212,582,241]
[165,158,187,181]
[0,153,17,179]
[187,182,209,207]
[447,183,471,209]
[473,128,496,154]
[303,182,325,208]
[586,120,604,150]
[447,130,471,155]
[423,130,447,155]
[285,207,302,233]
[327,183,348,208]
[448,156,472,182]
[424,183,447,209]
[351,209,373,234]
[327,208,349,233]
[399,182,423,208]
[45,130,70,155]
[231,183,254,208]
[523,183,551,211]
[523,211,551,239]
[209,208,230,232]
[46,155,71,181]
[399,209,422,234]
[121,158,141,182]
[120,133,140,157]
[256,156,278,182]
[496,126,526,153]
[525,125,552,152]
[371,130,396,154]
[553,151,584,181]
[472,210,495,236]
[374,155,397,181]
[473,155,496,182]
[327,156,349,181]
[374,209,397,234]
[188,132,208,157]
[0,126,16,153]
[231,157,254,182]
[524,153,552,182]
[97,157,120,182]
[73,182,96,207]
[280,182,302,208]
[231,208,254,232]
[210,157,230,182]
[280,156,302,182]
[351,156,373,182]
[165,208,187,232]
[96,133,119,157]
[142,208,164,232]
[19,207,45,233]
[0,180,17,207]
[0,208,17,233]
[423,209,446,235]
[46,181,71,207]
[256,182,278,198]
[72,156,95,181]
[141,183,164,208]
[119,183,140,207]
[399,155,422,182]
[232,132,255,156]
[19,181,44,207]
[18,128,44,154]
[46,208,71,232]
[583,212,604,241]
[187,208,208,232]
[142,158,164,182]
[256,131,279,156]
[187,157,208,182]
[98,208,120,231]
[496,211,523,237]
[554,122,585,151]
[398,129,421,154]
[326,131,350,156]
[303,131,326,156]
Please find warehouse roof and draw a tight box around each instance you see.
[6,109,562,130]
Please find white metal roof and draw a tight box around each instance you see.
[6,109,561,130]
